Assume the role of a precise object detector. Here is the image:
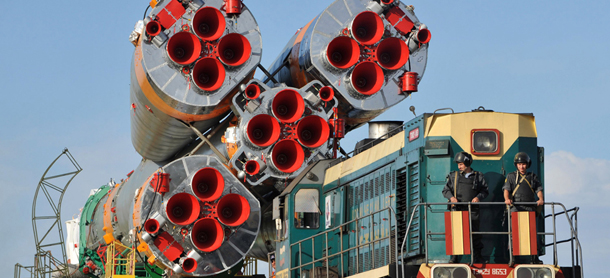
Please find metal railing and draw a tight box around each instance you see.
[289,207,399,278]
[400,202,583,278]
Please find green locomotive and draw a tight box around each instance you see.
[270,108,582,278]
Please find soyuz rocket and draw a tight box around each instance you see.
[75,0,430,276]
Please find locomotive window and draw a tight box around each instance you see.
[471,129,500,155]
[294,189,320,229]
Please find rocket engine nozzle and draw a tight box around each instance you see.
[191,218,224,252]
[192,57,226,91]
[246,114,281,147]
[182,258,198,273]
[319,86,334,102]
[192,7,226,41]
[351,11,384,45]
[325,36,360,69]
[350,61,384,95]
[191,168,225,202]
[244,160,261,176]
[216,194,251,227]
[296,116,330,148]
[415,28,431,44]
[165,193,200,226]
[144,219,160,234]
[217,33,252,67]
[245,83,261,100]
[146,20,161,37]
[376,37,409,70]
[271,139,305,173]
[167,32,201,65]
[272,89,305,123]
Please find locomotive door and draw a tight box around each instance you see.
[324,187,347,277]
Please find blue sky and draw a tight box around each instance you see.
[1,0,608,276]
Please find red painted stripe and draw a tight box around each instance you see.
[462,211,471,255]
[444,211,453,255]
[511,212,520,255]
[529,211,538,255]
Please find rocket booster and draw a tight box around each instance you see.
[131,0,262,162]
[80,155,261,276]
[265,0,430,131]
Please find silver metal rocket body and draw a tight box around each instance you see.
[265,0,429,131]
[131,0,263,162]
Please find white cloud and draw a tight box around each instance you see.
[545,150,610,206]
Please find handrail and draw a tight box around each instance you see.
[400,201,583,278]
[288,207,399,278]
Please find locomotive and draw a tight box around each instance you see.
[270,108,583,278]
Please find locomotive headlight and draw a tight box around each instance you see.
[471,129,500,155]
[514,265,554,278]
[431,265,471,278]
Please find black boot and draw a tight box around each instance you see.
[473,252,485,264]
[531,255,543,264]
[449,255,460,263]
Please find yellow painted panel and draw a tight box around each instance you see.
[518,212,531,255]
[425,112,537,160]
[324,131,405,186]
[346,265,389,278]
[451,211,464,255]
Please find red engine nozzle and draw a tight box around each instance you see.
[144,219,160,234]
[416,28,431,44]
[182,258,197,273]
[217,33,252,67]
[167,32,201,65]
[375,37,409,70]
[191,218,224,252]
[245,83,261,100]
[351,11,384,45]
[246,114,281,147]
[216,194,251,227]
[244,160,260,176]
[166,193,200,226]
[192,7,226,41]
[296,116,330,148]
[319,86,334,102]
[192,57,226,91]
[326,36,360,69]
[146,20,161,37]
[191,168,225,202]
[272,89,305,123]
[350,61,384,95]
[271,139,305,173]
[381,0,394,4]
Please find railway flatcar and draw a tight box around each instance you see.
[270,108,583,278]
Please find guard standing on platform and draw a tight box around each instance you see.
[503,152,544,263]
[503,152,544,212]
[442,151,489,263]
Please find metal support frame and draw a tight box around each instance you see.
[400,202,584,278]
[26,149,82,278]
[14,264,34,278]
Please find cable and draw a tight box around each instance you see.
[143,5,151,20]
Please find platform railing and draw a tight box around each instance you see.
[289,207,399,278]
[400,202,583,278]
